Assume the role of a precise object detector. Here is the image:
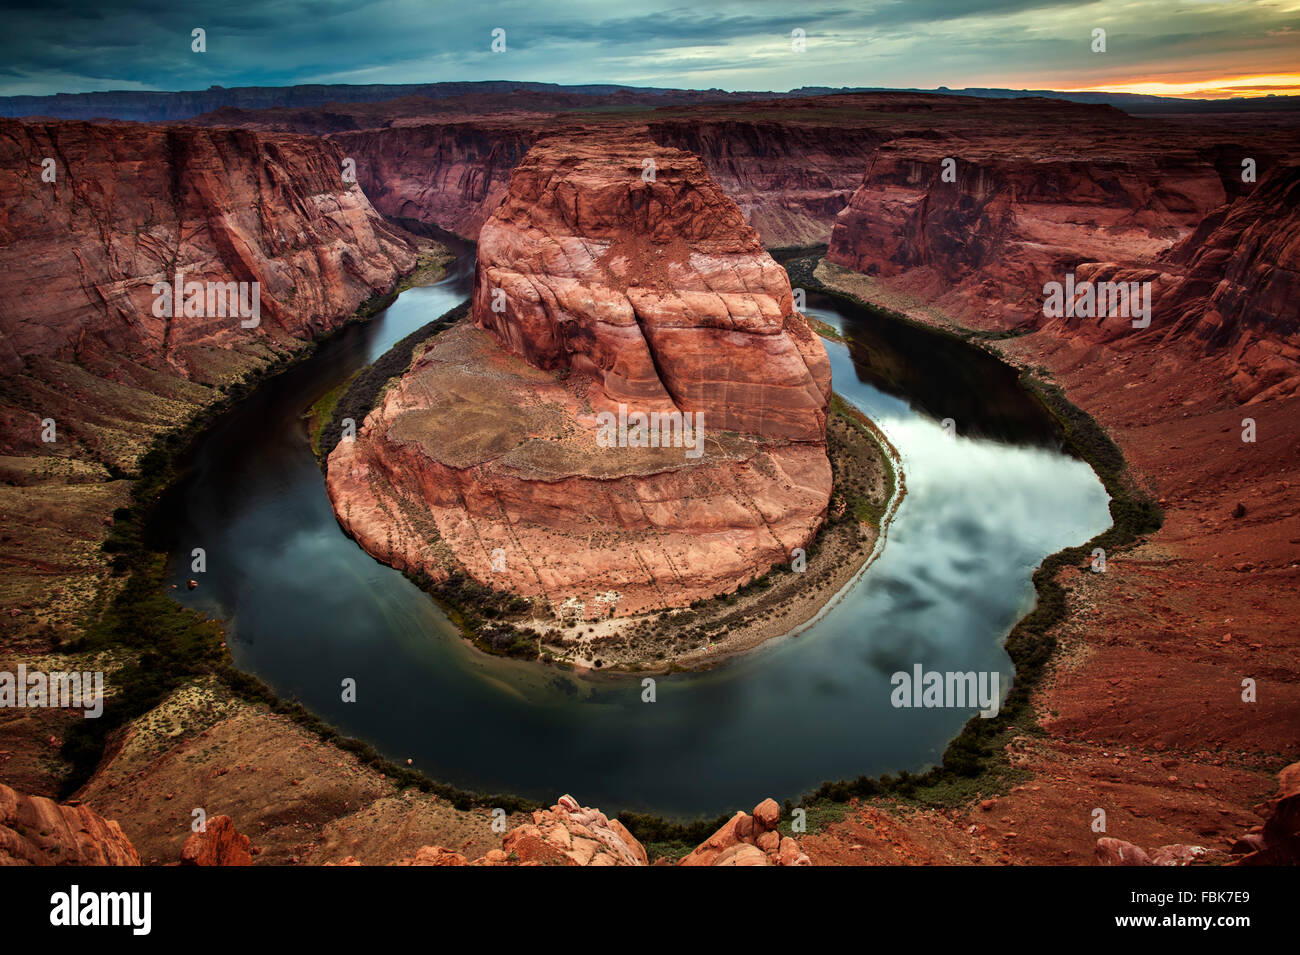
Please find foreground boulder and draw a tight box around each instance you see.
[328,132,833,617]
[390,794,808,867]
[1232,761,1300,865]
[180,815,254,866]
[500,794,649,866]
[1094,837,1217,867]
[395,794,648,866]
[0,782,139,866]
[679,797,810,867]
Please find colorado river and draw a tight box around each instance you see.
[153,254,1112,818]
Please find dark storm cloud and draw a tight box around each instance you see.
[0,0,1295,96]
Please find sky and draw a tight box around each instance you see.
[0,0,1297,99]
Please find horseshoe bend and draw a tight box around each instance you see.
[3,1,1300,901]
[325,133,886,660]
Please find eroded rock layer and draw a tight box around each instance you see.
[328,133,832,616]
[473,133,832,442]
[0,120,418,382]
[0,782,139,865]
[825,132,1300,400]
[826,135,1226,331]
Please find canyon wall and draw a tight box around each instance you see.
[0,118,421,635]
[327,118,875,246]
[330,124,536,239]
[811,117,1300,865]
[191,93,1194,252]
[1154,164,1300,402]
[826,135,1228,331]
[327,132,832,616]
[0,120,417,386]
[644,120,882,246]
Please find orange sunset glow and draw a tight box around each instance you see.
[1067,72,1300,99]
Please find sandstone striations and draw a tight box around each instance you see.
[330,123,536,238]
[327,133,832,619]
[0,782,139,865]
[331,115,878,246]
[642,118,882,247]
[471,133,832,442]
[0,120,418,384]
[826,134,1226,332]
[186,93,1204,253]
[824,125,1300,398]
[1153,165,1300,402]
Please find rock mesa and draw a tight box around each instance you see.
[328,133,832,617]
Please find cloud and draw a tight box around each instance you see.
[0,0,1296,97]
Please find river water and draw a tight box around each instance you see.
[154,256,1111,818]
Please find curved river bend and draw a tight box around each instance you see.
[155,256,1111,818]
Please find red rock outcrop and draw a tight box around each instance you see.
[389,794,808,867]
[1232,761,1300,865]
[678,797,810,866]
[0,782,139,865]
[500,794,649,866]
[394,795,648,866]
[330,123,536,238]
[180,815,254,866]
[328,133,832,617]
[473,132,831,442]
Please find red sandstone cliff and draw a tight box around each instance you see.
[472,132,832,441]
[0,119,418,384]
[327,132,833,617]
[324,117,874,246]
[645,119,882,246]
[0,782,139,865]
[826,134,1226,331]
[1154,165,1300,402]
[192,93,1208,254]
[0,118,423,638]
[330,123,536,238]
